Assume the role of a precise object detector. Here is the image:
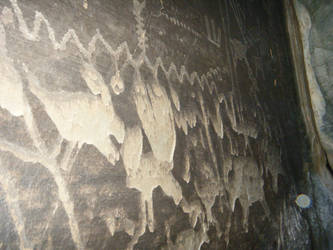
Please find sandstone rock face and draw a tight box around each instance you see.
[285,0,333,249]
[0,0,320,249]
[293,0,333,170]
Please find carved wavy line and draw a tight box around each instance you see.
[146,56,221,94]
[9,0,221,95]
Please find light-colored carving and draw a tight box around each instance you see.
[229,0,247,42]
[133,0,147,52]
[110,70,125,95]
[122,124,184,249]
[0,159,32,250]
[180,199,204,228]
[0,22,46,152]
[169,85,180,111]
[0,22,25,117]
[121,127,182,235]
[83,0,88,10]
[163,228,208,250]
[205,15,222,47]
[121,126,143,176]
[133,79,176,162]
[101,207,135,236]
[162,13,202,39]
[0,139,84,250]
[182,152,191,183]
[24,64,124,165]
[263,142,284,193]
[194,162,220,225]
[227,156,269,231]
[1,7,14,26]
[135,153,182,230]
[225,94,258,140]
[174,109,198,135]
[80,62,112,106]
[0,0,284,248]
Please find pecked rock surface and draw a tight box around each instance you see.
[0,0,323,249]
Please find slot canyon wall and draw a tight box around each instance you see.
[0,0,330,249]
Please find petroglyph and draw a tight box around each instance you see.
[180,199,204,228]
[120,126,165,244]
[0,22,45,152]
[83,0,88,10]
[169,85,180,111]
[1,7,14,26]
[24,64,124,165]
[80,62,112,106]
[162,13,202,38]
[0,139,84,250]
[264,142,284,193]
[0,22,25,117]
[231,38,258,92]
[182,152,191,183]
[8,0,222,96]
[205,15,222,47]
[121,126,143,176]
[110,70,125,95]
[133,0,147,52]
[174,109,198,135]
[0,0,286,248]
[133,78,176,163]
[0,159,32,250]
[229,0,247,42]
[227,157,269,231]
[157,4,223,47]
[101,207,136,237]
[163,227,208,250]
[194,162,221,225]
[133,153,182,229]
[121,127,182,235]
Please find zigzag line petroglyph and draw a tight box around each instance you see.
[9,0,221,95]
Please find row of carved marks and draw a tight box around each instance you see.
[151,0,222,48]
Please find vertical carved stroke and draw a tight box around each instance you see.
[133,0,147,53]
[0,140,84,250]
[0,159,32,250]
[0,21,45,153]
[205,15,222,47]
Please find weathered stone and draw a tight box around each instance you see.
[0,0,328,249]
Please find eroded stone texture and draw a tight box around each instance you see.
[285,1,333,249]
[291,0,333,170]
[0,0,317,249]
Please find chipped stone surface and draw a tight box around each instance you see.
[0,0,316,249]
[285,1,333,248]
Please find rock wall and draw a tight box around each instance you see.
[284,0,333,249]
[0,0,318,249]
